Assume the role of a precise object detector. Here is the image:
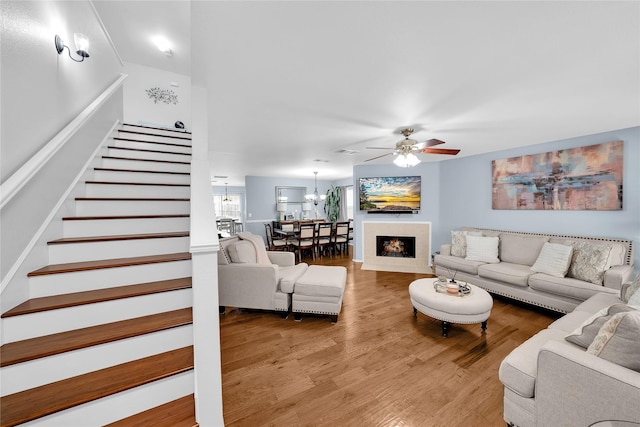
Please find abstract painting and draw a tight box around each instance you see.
[492,141,623,210]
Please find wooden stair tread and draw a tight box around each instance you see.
[0,308,192,367]
[119,128,192,140]
[102,156,191,165]
[94,167,190,176]
[0,346,194,427]
[27,252,191,277]
[85,180,189,187]
[48,231,189,245]
[122,123,192,135]
[113,136,192,148]
[104,394,198,427]
[107,146,192,157]
[62,214,190,221]
[2,277,192,318]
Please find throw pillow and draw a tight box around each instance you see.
[566,241,613,285]
[530,242,573,277]
[451,230,483,257]
[465,235,500,263]
[565,304,637,348]
[628,285,640,308]
[227,241,257,263]
[587,311,640,372]
[622,273,640,304]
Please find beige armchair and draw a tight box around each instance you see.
[217,235,308,315]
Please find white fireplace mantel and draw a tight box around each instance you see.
[361,221,432,274]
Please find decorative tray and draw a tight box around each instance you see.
[433,279,472,297]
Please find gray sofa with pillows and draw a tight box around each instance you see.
[434,228,635,313]
[499,278,640,426]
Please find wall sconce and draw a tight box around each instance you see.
[55,33,90,62]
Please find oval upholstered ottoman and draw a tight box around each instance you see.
[409,278,493,337]
[292,265,347,323]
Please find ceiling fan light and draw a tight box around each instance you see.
[393,153,420,167]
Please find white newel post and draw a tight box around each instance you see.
[190,85,224,425]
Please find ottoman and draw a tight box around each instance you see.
[409,278,493,337]
[292,265,347,322]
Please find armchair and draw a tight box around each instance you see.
[217,235,308,314]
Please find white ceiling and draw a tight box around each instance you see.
[94,1,639,187]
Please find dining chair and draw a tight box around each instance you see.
[217,218,235,236]
[334,221,350,254]
[291,223,316,262]
[264,223,288,251]
[316,222,334,257]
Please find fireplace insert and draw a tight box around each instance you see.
[376,236,416,258]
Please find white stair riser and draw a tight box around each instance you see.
[48,236,190,264]
[29,259,192,298]
[112,139,192,154]
[101,158,190,173]
[63,217,190,238]
[21,371,194,427]
[106,147,191,163]
[93,169,190,184]
[3,288,192,343]
[119,129,192,141]
[85,183,190,198]
[75,199,190,216]
[1,325,193,395]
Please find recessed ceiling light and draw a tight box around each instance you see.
[313,159,330,163]
[152,36,172,56]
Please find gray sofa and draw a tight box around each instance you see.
[499,284,640,426]
[434,228,635,313]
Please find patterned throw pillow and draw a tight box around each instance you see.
[530,242,573,277]
[565,304,637,348]
[587,311,640,372]
[465,235,500,263]
[622,273,640,304]
[567,241,613,285]
[450,230,483,257]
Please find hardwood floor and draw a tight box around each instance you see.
[219,247,559,426]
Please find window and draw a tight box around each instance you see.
[214,194,242,219]
[345,186,354,220]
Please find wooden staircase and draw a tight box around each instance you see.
[0,124,198,426]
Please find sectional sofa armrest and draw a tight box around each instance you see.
[218,263,281,309]
[536,340,640,426]
[267,251,295,267]
[439,244,452,256]
[603,264,635,290]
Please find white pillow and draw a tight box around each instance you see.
[465,235,500,263]
[451,230,483,257]
[530,242,573,277]
[227,241,257,263]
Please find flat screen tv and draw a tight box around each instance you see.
[358,176,421,213]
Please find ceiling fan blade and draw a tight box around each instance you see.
[366,146,395,150]
[425,138,446,147]
[422,147,461,155]
[364,152,393,162]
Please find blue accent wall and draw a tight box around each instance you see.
[354,126,640,268]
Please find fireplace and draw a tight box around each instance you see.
[376,236,416,258]
[362,221,431,274]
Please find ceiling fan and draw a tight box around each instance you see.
[364,128,460,166]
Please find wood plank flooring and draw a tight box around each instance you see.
[219,247,559,427]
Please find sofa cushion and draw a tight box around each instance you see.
[435,255,486,275]
[565,304,637,348]
[294,265,346,297]
[528,273,619,301]
[478,263,533,287]
[499,234,549,266]
[227,240,257,263]
[278,263,309,293]
[547,310,595,333]
[573,292,624,314]
[499,328,567,398]
[587,310,640,372]
[530,242,573,277]
[566,241,613,285]
[451,230,483,257]
[465,235,500,263]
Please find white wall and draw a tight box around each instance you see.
[123,62,191,130]
[0,0,123,182]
